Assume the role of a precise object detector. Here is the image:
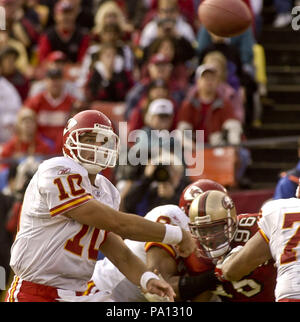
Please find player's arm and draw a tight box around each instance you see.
[221,231,272,281]
[146,246,179,283]
[146,246,218,301]
[99,232,175,300]
[65,199,196,257]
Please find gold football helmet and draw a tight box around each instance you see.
[189,190,237,259]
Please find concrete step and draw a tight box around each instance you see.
[246,123,300,139]
[262,104,300,123]
[264,44,300,66]
[267,84,300,104]
[259,27,300,46]
[260,27,300,45]
[244,1,299,188]
[267,66,300,85]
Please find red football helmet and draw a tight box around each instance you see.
[63,110,119,174]
[179,179,227,216]
[189,190,237,260]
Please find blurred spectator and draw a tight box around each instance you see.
[29,50,84,100]
[0,190,15,297]
[202,51,245,123]
[0,74,22,143]
[139,98,180,153]
[177,65,242,146]
[128,78,170,133]
[0,46,30,101]
[197,29,262,126]
[6,156,41,229]
[93,0,134,39]
[125,53,185,120]
[145,0,197,29]
[85,43,134,103]
[142,35,195,89]
[176,64,251,185]
[73,0,95,30]
[0,30,32,77]
[23,0,50,29]
[123,0,148,30]
[144,34,195,66]
[0,108,52,159]
[139,0,196,49]
[0,160,17,195]
[197,27,255,77]
[96,23,134,72]
[21,0,45,33]
[274,139,300,199]
[24,67,76,154]
[0,0,40,54]
[122,150,189,216]
[0,156,41,296]
[38,0,90,63]
[78,23,134,89]
[273,0,293,28]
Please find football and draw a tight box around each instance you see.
[198,0,252,37]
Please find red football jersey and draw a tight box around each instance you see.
[184,213,276,302]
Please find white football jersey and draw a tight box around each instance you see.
[92,204,189,301]
[259,198,300,301]
[10,156,120,292]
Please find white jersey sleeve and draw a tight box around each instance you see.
[144,205,189,258]
[38,157,93,217]
[145,204,190,230]
[258,198,300,301]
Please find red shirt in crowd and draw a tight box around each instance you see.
[24,92,76,154]
[177,90,238,143]
[0,134,52,159]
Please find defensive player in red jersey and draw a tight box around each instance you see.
[146,181,276,301]
[185,190,276,302]
[146,179,229,301]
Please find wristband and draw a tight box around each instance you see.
[162,224,182,245]
[140,271,160,290]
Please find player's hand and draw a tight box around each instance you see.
[215,245,243,281]
[176,229,198,258]
[143,276,175,302]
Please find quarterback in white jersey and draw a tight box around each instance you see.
[10,156,119,291]
[92,204,190,301]
[220,196,300,302]
[6,110,196,302]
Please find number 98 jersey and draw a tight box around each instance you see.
[10,156,120,292]
[184,213,277,302]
